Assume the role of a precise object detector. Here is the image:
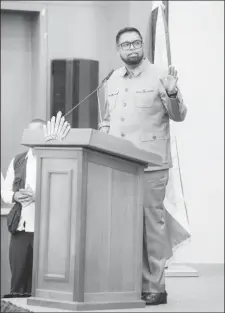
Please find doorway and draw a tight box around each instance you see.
[1,10,40,175]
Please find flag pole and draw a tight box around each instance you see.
[161,3,172,67]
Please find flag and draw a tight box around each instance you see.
[148,1,191,262]
[149,1,171,67]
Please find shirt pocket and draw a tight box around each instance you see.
[135,88,156,108]
[107,90,119,112]
[141,131,167,141]
[141,131,169,164]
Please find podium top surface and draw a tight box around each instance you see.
[21,128,163,168]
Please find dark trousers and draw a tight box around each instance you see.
[142,169,170,293]
[9,231,34,294]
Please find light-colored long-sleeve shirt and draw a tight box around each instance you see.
[1,149,36,232]
[99,58,187,171]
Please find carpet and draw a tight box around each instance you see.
[1,300,34,312]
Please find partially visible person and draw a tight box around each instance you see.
[1,118,46,298]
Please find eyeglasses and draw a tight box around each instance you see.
[118,40,143,51]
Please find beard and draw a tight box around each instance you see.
[121,52,144,66]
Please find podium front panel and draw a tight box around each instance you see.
[33,149,81,301]
[83,151,143,302]
[31,146,145,309]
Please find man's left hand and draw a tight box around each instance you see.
[159,65,178,93]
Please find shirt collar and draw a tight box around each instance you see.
[120,57,147,77]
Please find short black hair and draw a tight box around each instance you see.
[30,118,46,125]
[116,27,143,45]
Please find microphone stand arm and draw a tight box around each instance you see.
[63,81,104,118]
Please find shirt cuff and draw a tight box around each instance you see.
[98,121,110,130]
[166,88,178,98]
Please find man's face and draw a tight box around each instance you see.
[117,31,144,66]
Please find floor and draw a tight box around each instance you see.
[2,264,224,312]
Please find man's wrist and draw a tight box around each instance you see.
[99,126,110,134]
[166,87,178,98]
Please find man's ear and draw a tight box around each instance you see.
[116,46,121,58]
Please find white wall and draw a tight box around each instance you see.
[169,1,224,263]
[1,11,34,174]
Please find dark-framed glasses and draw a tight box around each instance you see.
[118,40,143,51]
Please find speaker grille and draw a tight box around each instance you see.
[51,59,99,129]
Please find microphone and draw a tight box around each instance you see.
[101,69,114,84]
[64,69,114,118]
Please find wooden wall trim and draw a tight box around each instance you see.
[1,1,46,12]
[1,1,48,120]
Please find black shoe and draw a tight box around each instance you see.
[3,292,31,298]
[20,293,31,298]
[141,291,167,305]
[3,293,19,298]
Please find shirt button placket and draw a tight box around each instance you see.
[122,85,129,138]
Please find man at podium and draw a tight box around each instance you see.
[99,27,187,305]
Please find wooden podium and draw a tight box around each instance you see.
[21,128,162,311]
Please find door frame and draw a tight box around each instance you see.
[1,1,48,120]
